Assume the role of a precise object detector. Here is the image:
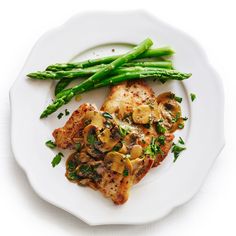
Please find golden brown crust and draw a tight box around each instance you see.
[53,103,97,149]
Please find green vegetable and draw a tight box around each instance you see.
[93,69,191,90]
[52,61,173,95]
[28,63,174,81]
[102,112,113,119]
[45,47,174,71]
[171,112,181,123]
[45,140,56,149]
[178,123,184,129]
[67,172,80,181]
[183,116,188,121]
[51,152,64,167]
[178,137,185,145]
[156,122,166,134]
[118,125,130,137]
[65,109,70,116]
[79,164,93,175]
[75,142,81,151]
[174,96,182,103]
[67,161,76,171]
[190,93,196,102]
[123,168,129,177]
[87,133,96,145]
[40,38,154,118]
[112,142,123,151]
[158,135,166,145]
[57,112,63,119]
[144,137,162,158]
[172,144,186,162]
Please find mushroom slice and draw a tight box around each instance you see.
[95,127,121,152]
[132,104,152,124]
[157,92,184,133]
[104,151,133,175]
[83,124,103,159]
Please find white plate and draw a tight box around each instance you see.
[10,11,224,225]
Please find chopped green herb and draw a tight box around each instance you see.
[45,140,56,149]
[118,125,130,137]
[158,135,166,145]
[67,172,80,181]
[144,137,163,158]
[113,142,122,151]
[102,112,113,119]
[178,137,185,145]
[172,143,186,162]
[57,112,63,119]
[190,93,196,102]
[156,122,166,134]
[178,123,184,129]
[172,112,181,123]
[174,96,182,103]
[169,93,182,103]
[87,133,96,145]
[67,161,76,171]
[65,109,70,116]
[123,168,129,176]
[183,116,188,121]
[51,152,64,167]
[75,142,81,151]
[79,164,92,175]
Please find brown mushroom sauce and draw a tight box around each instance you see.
[65,92,185,192]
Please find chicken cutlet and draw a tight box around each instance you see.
[52,80,184,204]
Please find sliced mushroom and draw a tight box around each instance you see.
[104,151,133,175]
[130,145,143,160]
[132,104,152,124]
[156,92,184,133]
[83,124,103,159]
[95,127,121,152]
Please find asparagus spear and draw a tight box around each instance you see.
[53,61,173,95]
[40,38,153,118]
[28,63,174,81]
[46,47,174,71]
[57,69,191,99]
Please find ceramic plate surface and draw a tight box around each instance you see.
[10,11,224,225]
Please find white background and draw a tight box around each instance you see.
[0,0,235,235]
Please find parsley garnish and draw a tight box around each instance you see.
[45,140,56,149]
[158,135,166,145]
[51,152,64,167]
[144,137,163,158]
[172,144,186,162]
[67,172,80,181]
[118,125,130,137]
[178,137,185,145]
[75,142,81,151]
[156,122,166,134]
[123,168,129,176]
[67,161,76,171]
[57,112,63,119]
[172,112,181,123]
[87,134,96,145]
[172,137,186,162]
[113,142,122,151]
[178,123,184,129]
[65,109,70,116]
[102,112,113,119]
[190,93,196,102]
[79,164,93,175]
[174,96,182,103]
[183,117,188,121]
